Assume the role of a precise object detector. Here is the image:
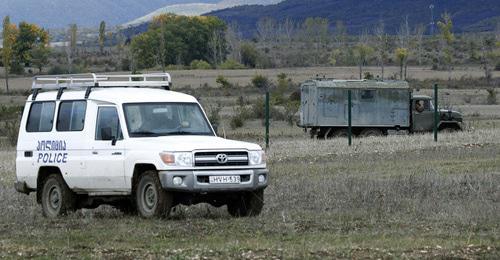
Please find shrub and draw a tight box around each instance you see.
[251,97,265,119]
[48,64,87,75]
[216,75,232,89]
[190,59,212,70]
[5,119,20,146]
[120,57,131,71]
[229,106,252,129]
[218,59,246,70]
[486,88,497,105]
[240,43,258,68]
[230,114,245,129]
[9,62,25,75]
[364,72,374,80]
[207,104,221,126]
[251,75,269,91]
[284,100,300,126]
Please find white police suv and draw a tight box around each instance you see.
[15,73,268,218]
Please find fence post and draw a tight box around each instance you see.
[433,84,438,142]
[348,90,352,146]
[265,90,270,149]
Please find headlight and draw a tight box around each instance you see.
[160,152,193,167]
[248,150,266,166]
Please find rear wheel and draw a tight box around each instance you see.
[333,129,349,138]
[135,171,173,218]
[360,128,383,137]
[41,174,76,218]
[227,189,264,217]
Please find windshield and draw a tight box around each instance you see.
[123,103,214,137]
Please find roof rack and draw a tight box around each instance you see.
[31,73,172,100]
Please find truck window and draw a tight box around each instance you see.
[57,101,87,131]
[95,107,122,140]
[26,102,55,132]
[361,90,375,100]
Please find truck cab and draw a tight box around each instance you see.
[411,94,463,132]
[15,73,268,218]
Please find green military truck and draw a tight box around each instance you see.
[298,79,463,138]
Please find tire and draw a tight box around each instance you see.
[439,125,461,133]
[135,171,173,218]
[333,129,349,138]
[41,174,76,218]
[227,189,264,217]
[360,128,383,137]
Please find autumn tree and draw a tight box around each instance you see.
[99,21,106,54]
[397,16,411,80]
[353,30,374,79]
[302,17,329,65]
[374,20,389,79]
[131,14,226,69]
[395,47,409,80]
[437,13,454,81]
[281,17,295,45]
[66,24,78,73]
[225,22,243,63]
[480,34,496,84]
[2,16,17,92]
[413,24,425,66]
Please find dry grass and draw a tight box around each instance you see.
[0,127,499,258]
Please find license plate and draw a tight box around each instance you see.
[209,176,241,184]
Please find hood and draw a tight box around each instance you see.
[439,109,463,121]
[125,135,262,152]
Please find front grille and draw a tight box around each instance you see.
[194,151,248,167]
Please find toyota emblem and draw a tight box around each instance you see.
[216,153,228,164]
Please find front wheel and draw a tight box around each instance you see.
[135,171,173,218]
[41,174,76,218]
[227,189,264,217]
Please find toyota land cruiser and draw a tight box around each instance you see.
[15,73,268,218]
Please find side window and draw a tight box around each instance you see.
[95,107,122,141]
[26,102,55,132]
[361,90,375,100]
[57,101,87,131]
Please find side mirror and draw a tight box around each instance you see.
[111,136,117,146]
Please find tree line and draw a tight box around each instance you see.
[1,13,499,93]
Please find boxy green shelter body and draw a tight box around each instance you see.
[299,79,411,128]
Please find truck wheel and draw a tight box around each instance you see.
[135,171,173,218]
[227,189,264,217]
[41,174,76,218]
[360,128,383,137]
[333,129,349,138]
[439,125,461,132]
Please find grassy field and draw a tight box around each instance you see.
[0,66,499,258]
[1,130,499,258]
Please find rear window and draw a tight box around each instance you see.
[26,102,55,132]
[57,101,87,131]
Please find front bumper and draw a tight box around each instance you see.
[159,168,268,192]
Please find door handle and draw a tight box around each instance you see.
[92,151,98,155]
[112,152,122,156]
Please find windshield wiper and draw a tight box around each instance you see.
[163,131,210,136]
[130,131,160,137]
